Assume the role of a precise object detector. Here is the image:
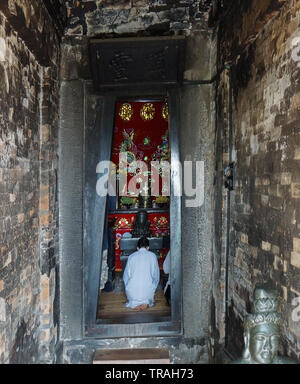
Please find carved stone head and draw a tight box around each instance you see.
[242,285,282,364]
[244,322,281,364]
[232,285,297,364]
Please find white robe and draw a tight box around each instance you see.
[123,248,160,309]
[163,251,170,294]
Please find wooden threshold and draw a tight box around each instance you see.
[93,348,170,364]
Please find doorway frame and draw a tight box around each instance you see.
[84,85,182,338]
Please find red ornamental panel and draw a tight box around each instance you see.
[112,100,170,197]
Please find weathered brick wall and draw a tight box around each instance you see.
[215,0,300,361]
[0,1,63,363]
[65,0,213,36]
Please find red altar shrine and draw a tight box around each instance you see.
[108,99,170,271]
[108,212,170,271]
[111,100,170,198]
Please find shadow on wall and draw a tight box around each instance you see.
[9,320,39,364]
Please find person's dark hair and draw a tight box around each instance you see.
[137,236,149,249]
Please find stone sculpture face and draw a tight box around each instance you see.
[232,285,297,364]
[248,323,280,364]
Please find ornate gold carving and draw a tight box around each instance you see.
[162,103,169,121]
[140,103,155,121]
[113,218,132,230]
[119,103,134,121]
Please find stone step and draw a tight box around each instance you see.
[93,348,170,364]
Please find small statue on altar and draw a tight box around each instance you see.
[132,210,152,238]
[232,285,297,364]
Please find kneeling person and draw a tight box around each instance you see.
[123,236,160,311]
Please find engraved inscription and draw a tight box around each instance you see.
[109,51,134,81]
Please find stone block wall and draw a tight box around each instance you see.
[214,0,300,361]
[65,0,213,36]
[60,0,216,363]
[0,0,63,363]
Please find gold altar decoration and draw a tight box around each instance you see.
[140,103,155,121]
[113,218,133,231]
[162,103,169,121]
[119,103,134,121]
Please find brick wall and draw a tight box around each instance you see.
[214,0,300,361]
[0,0,63,363]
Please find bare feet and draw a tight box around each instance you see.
[133,304,149,311]
[139,304,148,311]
